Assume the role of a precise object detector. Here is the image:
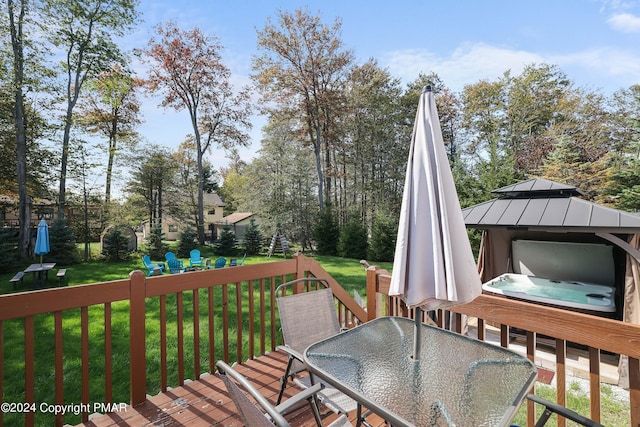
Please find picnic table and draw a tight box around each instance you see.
[24,263,56,287]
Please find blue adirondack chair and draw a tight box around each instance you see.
[214,257,227,268]
[167,258,184,274]
[142,255,165,276]
[165,252,183,269]
[189,249,204,268]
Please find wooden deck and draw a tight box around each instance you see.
[75,350,384,427]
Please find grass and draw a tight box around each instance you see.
[0,246,629,426]
[510,382,630,426]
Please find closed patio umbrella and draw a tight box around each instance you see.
[389,85,482,360]
[34,219,50,265]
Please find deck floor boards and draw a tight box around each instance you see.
[75,350,385,427]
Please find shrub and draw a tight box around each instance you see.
[177,228,197,258]
[145,223,167,259]
[102,225,130,261]
[0,228,19,273]
[215,226,237,256]
[313,208,339,256]
[49,218,79,265]
[368,212,397,262]
[243,219,263,255]
[337,215,368,259]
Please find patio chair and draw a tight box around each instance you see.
[167,258,183,274]
[188,249,203,268]
[526,394,604,427]
[165,252,183,268]
[275,278,363,420]
[214,257,227,268]
[217,360,355,427]
[142,255,165,277]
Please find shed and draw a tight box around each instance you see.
[462,178,640,387]
[214,212,257,242]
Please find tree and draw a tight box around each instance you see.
[176,228,197,258]
[7,0,29,258]
[43,0,139,217]
[243,219,263,255]
[368,211,397,262]
[337,214,368,259]
[240,119,317,250]
[215,225,237,256]
[77,64,141,209]
[6,0,54,258]
[145,223,166,260]
[49,217,78,265]
[139,21,252,244]
[313,206,339,255]
[253,8,354,214]
[102,225,129,261]
[125,147,177,229]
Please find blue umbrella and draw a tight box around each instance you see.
[34,219,50,265]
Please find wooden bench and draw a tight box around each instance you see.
[10,271,25,290]
[56,269,67,285]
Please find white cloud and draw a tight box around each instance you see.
[382,42,640,94]
[382,43,544,91]
[607,12,640,32]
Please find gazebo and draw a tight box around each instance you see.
[462,178,640,386]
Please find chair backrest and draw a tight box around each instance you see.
[167,258,182,273]
[216,360,291,427]
[276,278,341,355]
[190,249,201,260]
[142,255,152,267]
[165,252,176,261]
[215,257,227,268]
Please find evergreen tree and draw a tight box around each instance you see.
[0,228,19,273]
[177,228,197,258]
[215,226,237,256]
[146,223,167,260]
[337,215,368,259]
[313,207,339,256]
[49,218,79,265]
[368,212,397,262]
[102,225,130,261]
[243,219,263,255]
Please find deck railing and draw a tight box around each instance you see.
[4,253,638,426]
[0,253,366,427]
[366,264,640,427]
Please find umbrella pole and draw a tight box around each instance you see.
[413,307,422,360]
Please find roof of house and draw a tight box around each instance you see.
[215,212,254,225]
[203,192,225,207]
[462,178,640,233]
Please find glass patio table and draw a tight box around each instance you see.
[303,316,537,427]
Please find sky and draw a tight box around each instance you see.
[122,0,640,175]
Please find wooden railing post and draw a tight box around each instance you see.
[129,270,146,406]
[366,266,379,321]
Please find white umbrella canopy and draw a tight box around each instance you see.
[389,85,482,358]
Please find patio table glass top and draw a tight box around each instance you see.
[304,316,537,427]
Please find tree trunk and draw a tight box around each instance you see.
[9,0,30,258]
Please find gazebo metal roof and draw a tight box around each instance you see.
[462,178,640,233]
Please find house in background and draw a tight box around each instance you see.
[214,212,258,242]
[1,195,61,227]
[141,193,226,241]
